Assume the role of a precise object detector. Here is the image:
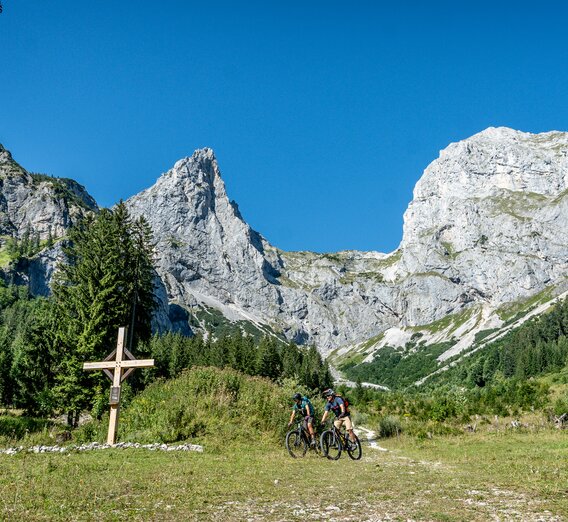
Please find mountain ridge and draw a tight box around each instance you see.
[1,127,566,365]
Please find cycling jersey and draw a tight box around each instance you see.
[325,396,349,417]
[293,397,314,417]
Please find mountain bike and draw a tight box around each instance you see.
[320,421,362,461]
[285,420,321,458]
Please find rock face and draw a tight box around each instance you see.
[3,128,567,357]
[0,144,98,294]
[398,127,568,325]
[126,128,568,356]
[0,144,97,240]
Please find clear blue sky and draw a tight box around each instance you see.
[1,2,567,253]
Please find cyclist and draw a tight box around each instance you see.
[288,393,317,447]
[320,388,357,444]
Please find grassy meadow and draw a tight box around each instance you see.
[1,367,567,521]
[0,431,567,521]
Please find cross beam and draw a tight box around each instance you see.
[83,327,154,445]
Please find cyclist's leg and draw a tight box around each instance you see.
[306,416,316,445]
[343,416,356,442]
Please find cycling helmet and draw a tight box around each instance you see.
[323,388,335,398]
[293,393,302,401]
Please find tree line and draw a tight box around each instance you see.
[4,225,55,262]
[145,331,332,391]
[453,298,568,388]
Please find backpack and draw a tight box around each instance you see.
[336,394,350,414]
[300,397,314,416]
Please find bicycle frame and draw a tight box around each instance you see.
[295,420,311,442]
[332,425,351,446]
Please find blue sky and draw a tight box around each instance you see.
[1,2,567,253]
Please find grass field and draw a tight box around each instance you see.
[1,430,567,521]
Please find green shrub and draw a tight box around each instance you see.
[78,366,293,446]
[378,415,402,438]
[552,396,568,417]
[404,419,462,439]
[0,414,52,439]
[352,410,369,427]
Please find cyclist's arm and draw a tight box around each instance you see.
[306,402,313,417]
[321,411,329,424]
[289,410,296,425]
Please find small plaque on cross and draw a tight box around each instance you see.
[109,386,121,405]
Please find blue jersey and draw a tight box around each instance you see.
[325,396,347,417]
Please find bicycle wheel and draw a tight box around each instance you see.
[346,434,362,460]
[320,430,342,460]
[286,429,308,458]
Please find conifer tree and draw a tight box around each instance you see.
[256,336,282,380]
[51,202,156,422]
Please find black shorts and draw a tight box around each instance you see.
[302,416,314,430]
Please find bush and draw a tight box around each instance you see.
[378,415,402,438]
[0,414,52,439]
[78,366,294,445]
[552,396,568,417]
[351,410,369,427]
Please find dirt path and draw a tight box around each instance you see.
[355,426,388,452]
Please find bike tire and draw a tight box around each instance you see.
[320,429,342,460]
[285,429,308,458]
[346,434,362,460]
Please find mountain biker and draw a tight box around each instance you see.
[288,393,317,447]
[320,388,356,443]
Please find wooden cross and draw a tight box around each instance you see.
[83,327,154,445]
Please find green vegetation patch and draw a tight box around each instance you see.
[188,304,285,342]
[0,414,53,440]
[412,307,479,335]
[377,249,402,268]
[339,271,384,285]
[440,241,459,260]
[496,285,555,323]
[0,246,14,268]
[334,351,367,371]
[343,341,455,389]
[79,367,293,445]
[487,190,550,221]
[30,173,95,212]
[360,332,385,351]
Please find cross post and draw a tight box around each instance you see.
[83,327,154,445]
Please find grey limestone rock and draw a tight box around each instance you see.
[4,127,567,360]
[126,128,568,356]
[0,144,98,291]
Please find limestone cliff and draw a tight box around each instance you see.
[2,127,566,360]
[0,144,98,293]
[125,128,568,357]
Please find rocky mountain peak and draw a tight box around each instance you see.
[414,127,568,204]
[0,144,98,276]
[0,144,14,164]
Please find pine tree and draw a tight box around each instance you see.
[256,336,282,380]
[51,202,156,421]
[46,226,54,248]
